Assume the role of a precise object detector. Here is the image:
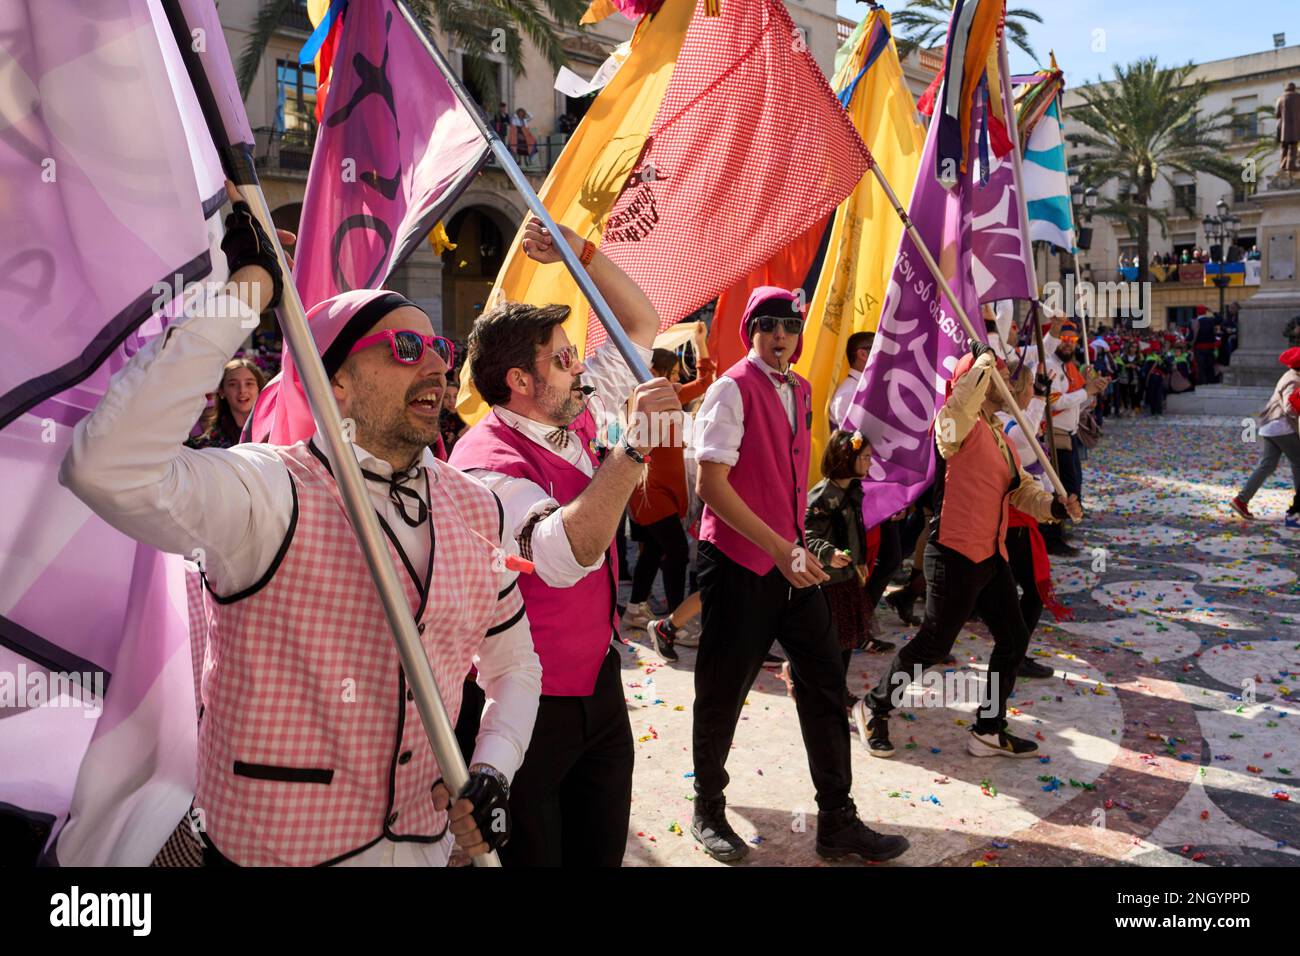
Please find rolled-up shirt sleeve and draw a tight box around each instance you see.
[690,377,744,466]
[468,470,604,588]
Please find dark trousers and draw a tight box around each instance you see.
[692,542,851,811]
[867,543,1029,733]
[1196,348,1217,386]
[864,519,903,608]
[499,646,634,867]
[629,514,689,609]
[1005,526,1043,635]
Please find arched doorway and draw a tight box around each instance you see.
[440,206,514,342]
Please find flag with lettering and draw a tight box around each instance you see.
[457,0,868,423]
[841,1,1008,528]
[291,0,489,312]
[0,0,231,865]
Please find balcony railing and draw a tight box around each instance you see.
[485,133,573,176]
[253,126,317,175]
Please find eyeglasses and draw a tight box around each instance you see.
[751,315,805,336]
[348,329,455,370]
[537,344,581,371]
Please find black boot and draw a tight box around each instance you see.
[691,795,749,862]
[816,798,910,863]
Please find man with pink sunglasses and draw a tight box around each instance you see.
[62,201,541,867]
[450,216,682,866]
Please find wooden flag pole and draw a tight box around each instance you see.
[861,155,1069,498]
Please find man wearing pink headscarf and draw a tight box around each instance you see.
[686,287,910,864]
[62,202,541,867]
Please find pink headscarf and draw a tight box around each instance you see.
[247,289,415,445]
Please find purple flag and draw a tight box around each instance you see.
[842,66,987,528]
[968,41,1037,304]
[291,0,489,311]
[0,0,231,865]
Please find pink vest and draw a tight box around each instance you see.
[700,359,813,575]
[195,442,510,866]
[449,408,619,696]
[937,419,1020,563]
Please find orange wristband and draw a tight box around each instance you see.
[579,239,596,267]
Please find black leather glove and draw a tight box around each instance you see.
[458,766,511,851]
[1033,372,1052,397]
[968,339,993,362]
[221,201,284,310]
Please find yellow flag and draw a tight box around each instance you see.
[793,8,925,484]
[456,0,694,425]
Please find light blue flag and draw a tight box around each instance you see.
[1023,99,1076,252]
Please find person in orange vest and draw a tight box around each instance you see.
[855,341,1081,760]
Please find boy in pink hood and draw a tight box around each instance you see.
[687,286,910,864]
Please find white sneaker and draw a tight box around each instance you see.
[621,601,654,629]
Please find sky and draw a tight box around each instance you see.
[834,0,1297,88]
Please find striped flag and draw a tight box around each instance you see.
[1020,97,1077,252]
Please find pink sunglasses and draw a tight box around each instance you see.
[348,329,455,371]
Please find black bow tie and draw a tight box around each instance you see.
[361,463,428,528]
[545,427,571,450]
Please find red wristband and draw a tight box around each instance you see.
[579,239,596,267]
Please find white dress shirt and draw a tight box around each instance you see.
[692,350,796,466]
[1024,334,1090,434]
[998,396,1050,492]
[59,286,541,797]
[467,341,652,590]
[828,367,861,431]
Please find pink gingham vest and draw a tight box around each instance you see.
[194,441,511,866]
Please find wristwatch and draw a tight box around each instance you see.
[621,435,647,464]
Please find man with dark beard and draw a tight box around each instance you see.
[450,216,682,866]
[63,201,541,866]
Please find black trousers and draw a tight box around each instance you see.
[692,542,851,811]
[864,519,903,608]
[499,646,634,867]
[629,514,689,609]
[1005,526,1043,635]
[867,542,1029,733]
[454,678,486,765]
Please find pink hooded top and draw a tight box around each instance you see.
[699,286,813,576]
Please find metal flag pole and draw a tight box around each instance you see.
[395,0,651,385]
[1074,251,1092,367]
[161,0,499,866]
[861,155,1069,498]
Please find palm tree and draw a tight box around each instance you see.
[236,0,587,106]
[1067,58,1241,287]
[890,0,1043,64]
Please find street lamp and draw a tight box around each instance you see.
[1202,198,1240,318]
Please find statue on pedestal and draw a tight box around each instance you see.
[1278,82,1300,183]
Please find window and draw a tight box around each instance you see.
[1172,177,1196,214]
[1232,95,1258,141]
[275,60,317,133]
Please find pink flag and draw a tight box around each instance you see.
[583,0,869,349]
[0,0,231,865]
[291,0,489,311]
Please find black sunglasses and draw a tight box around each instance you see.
[751,315,804,336]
